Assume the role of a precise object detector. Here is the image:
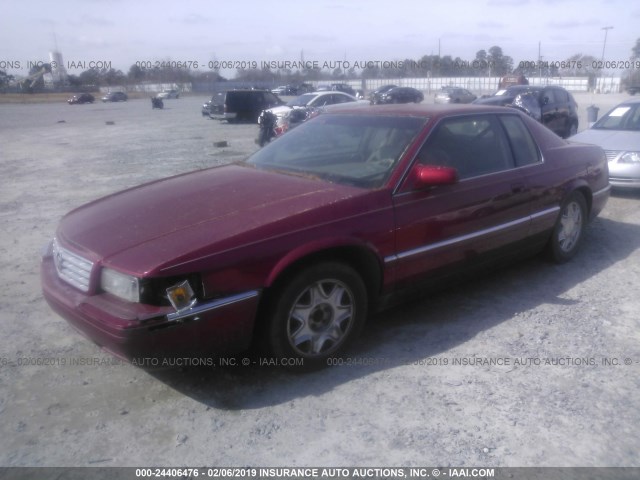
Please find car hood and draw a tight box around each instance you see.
[57,164,375,275]
[266,105,294,116]
[571,129,640,152]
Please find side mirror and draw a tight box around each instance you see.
[408,164,458,189]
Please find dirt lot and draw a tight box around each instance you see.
[0,93,639,468]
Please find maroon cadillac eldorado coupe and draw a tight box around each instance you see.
[41,104,610,370]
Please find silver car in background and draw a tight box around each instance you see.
[434,86,477,104]
[571,98,640,189]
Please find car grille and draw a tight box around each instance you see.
[52,239,94,292]
[604,150,621,162]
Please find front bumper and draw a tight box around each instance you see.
[608,166,640,189]
[41,254,260,363]
[609,177,640,189]
[607,157,640,189]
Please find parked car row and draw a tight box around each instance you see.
[203,84,605,150]
[68,89,179,105]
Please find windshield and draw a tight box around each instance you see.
[594,103,640,131]
[246,113,426,189]
[287,93,317,107]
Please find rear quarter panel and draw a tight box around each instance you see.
[524,115,609,232]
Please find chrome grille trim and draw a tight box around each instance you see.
[604,150,620,162]
[52,238,94,292]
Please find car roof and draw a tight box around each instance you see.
[318,103,520,118]
[310,90,353,97]
[507,85,567,92]
[618,97,640,105]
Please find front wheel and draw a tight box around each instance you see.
[265,262,368,370]
[548,191,587,263]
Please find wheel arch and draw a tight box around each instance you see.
[250,241,384,351]
[263,241,384,306]
[562,183,592,217]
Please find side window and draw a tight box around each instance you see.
[542,89,557,105]
[499,115,541,167]
[417,115,514,179]
[264,92,278,105]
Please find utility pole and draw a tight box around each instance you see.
[601,26,613,63]
[600,26,613,92]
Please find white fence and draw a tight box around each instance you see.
[102,77,622,95]
[99,83,193,94]
[331,77,620,94]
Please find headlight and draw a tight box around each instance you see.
[619,152,640,164]
[100,268,140,303]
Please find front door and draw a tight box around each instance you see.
[389,113,534,287]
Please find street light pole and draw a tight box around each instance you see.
[600,26,613,93]
[601,26,613,63]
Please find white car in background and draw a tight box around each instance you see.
[261,91,362,135]
[157,89,180,99]
[571,98,640,189]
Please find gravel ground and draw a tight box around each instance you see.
[0,93,639,468]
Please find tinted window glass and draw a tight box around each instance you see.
[499,115,541,167]
[418,115,513,179]
[542,89,557,104]
[264,92,279,104]
[247,114,425,188]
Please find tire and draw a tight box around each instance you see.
[548,191,587,263]
[265,262,368,370]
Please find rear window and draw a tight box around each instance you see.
[499,115,541,167]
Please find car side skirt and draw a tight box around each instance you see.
[384,207,559,264]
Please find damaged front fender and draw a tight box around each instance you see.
[511,92,542,122]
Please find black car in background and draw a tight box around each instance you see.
[473,85,579,138]
[101,92,128,102]
[330,83,356,96]
[272,84,314,96]
[369,84,398,104]
[210,89,284,122]
[376,86,424,104]
[67,93,95,104]
[202,92,225,116]
[434,86,477,104]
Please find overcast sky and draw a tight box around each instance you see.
[1,0,638,78]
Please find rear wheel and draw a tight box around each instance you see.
[265,262,367,370]
[548,191,587,263]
